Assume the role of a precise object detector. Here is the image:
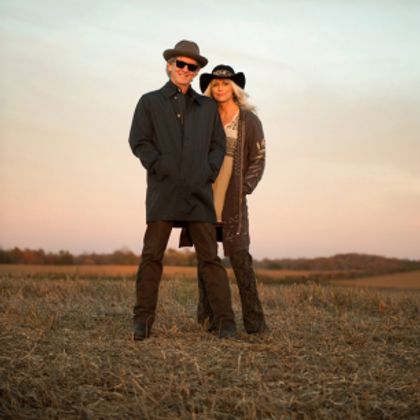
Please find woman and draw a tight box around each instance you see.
[197,64,267,334]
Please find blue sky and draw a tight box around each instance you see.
[1,0,420,258]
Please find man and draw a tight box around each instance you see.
[129,40,236,340]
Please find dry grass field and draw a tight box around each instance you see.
[0,266,419,418]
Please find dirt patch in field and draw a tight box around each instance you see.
[0,264,350,283]
[330,270,420,289]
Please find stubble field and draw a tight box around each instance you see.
[0,266,419,419]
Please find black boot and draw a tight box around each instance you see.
[219,322,236,339]
[133,322,151,341]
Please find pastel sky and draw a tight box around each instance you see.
[1,0,419,259]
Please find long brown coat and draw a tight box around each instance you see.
[180,109,266,256]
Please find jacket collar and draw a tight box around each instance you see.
[161,81,203,105]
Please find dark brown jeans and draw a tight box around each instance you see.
[134,221,235,330]
[197,250,267,333]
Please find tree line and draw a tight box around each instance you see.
[257,253,420,272]
[0,247,193,266]
[0,247,419,273]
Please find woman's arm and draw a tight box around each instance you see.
[243,113,266,194]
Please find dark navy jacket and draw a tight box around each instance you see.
[129,81,226,223]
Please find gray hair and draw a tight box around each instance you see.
[203,79,256,112]
[166,58,176,77]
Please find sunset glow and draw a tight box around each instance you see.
[1,1,419,259]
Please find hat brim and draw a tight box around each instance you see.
[199,72,246,93]
[163,49,208,68]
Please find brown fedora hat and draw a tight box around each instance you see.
[163,40,208,68]
[200,65,246,93]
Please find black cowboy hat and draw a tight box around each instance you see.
[200,65,246,93]
[163,40,208,68]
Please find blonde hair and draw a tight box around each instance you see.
[203,79,256,112]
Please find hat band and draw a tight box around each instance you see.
[213,69,234,77]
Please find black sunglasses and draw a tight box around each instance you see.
[175,60,199,72]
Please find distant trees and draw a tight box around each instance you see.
[0,247,419,273]
[76,248,139,265]
[0,247,76,265]
[163,248,197,266]
[254,253,420,273]
[0,246,190,266]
